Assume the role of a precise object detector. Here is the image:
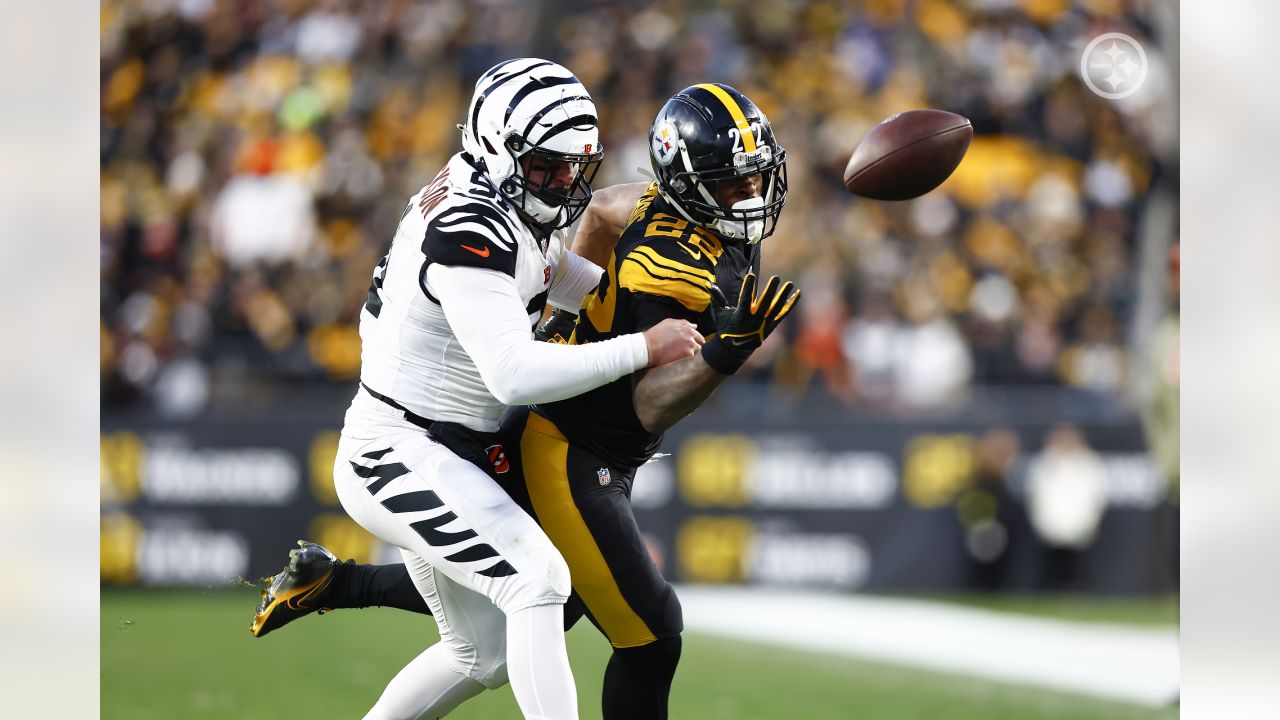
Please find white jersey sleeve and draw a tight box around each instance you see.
[427,263,646,406]
[352,153,644,433]
[548,249,604,312]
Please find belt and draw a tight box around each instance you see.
[360,382,435,430]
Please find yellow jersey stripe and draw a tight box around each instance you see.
[521,415,658,648]
[695,83,755,153]
[619,256,712,312]
[630,245,715,283]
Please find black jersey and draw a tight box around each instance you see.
[534,183,757,469]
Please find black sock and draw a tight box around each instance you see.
[326,562,432,615]
[601,635,682,720]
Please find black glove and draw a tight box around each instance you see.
[534,307,578,344]
[701,272,800,375]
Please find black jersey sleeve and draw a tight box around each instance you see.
[629,291,703,332]
[421,198,520,277]
[616,240,717,333]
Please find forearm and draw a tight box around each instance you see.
[572,181,650,267]
[571,204,619,269]
[431,264,648,405]
[632,354,729,434]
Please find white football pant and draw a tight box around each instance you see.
[334,406,577,719]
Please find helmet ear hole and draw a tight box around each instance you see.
[482,136,498,155]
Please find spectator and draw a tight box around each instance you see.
[955,427,1026,591]
[209,139,316,269]
[1025,424,1109,590]
[100,1,1172,415]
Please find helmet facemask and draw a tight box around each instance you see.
[669,144,788,244]
[501,138,603,232]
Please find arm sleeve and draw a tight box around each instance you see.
[631,292,702,333]
[548,249,605,312]
[428,263,649,406]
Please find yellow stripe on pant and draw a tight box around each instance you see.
[521,412,657,648]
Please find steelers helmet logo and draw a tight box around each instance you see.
[652,120,680,166]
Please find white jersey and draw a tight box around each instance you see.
[351,152,646,433]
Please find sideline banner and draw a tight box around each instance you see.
[101,407,1174,594]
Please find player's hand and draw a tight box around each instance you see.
[701,273,800,374]
[534,308,578,344]
[643,318,705,368]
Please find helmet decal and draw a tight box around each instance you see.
[651,119,680,167]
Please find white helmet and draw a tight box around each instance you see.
[460,58,605,232]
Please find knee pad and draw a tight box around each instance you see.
[441,633,509,690]
[543,551,571,598]
[471,658,509,690]
[497,551,571,612]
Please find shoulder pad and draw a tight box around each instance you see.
[618,241,715,313]
[421,195,521,276]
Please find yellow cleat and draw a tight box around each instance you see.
[249,541,339,637]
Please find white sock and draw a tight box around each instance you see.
[506,604,578,720]
[363,642,486,720]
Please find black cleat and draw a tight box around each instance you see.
[250,541,340,637]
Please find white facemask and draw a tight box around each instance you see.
[715,196,766,244]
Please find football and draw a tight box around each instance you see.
[843,109,973,201]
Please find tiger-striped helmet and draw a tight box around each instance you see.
[461,58,605,232]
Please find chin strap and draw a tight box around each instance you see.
[513,206,555,244]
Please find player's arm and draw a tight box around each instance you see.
[536,248,604,343]
[548,249,604,312]
[632,355,728,434]
[632,273,800,434]
[428,264,701,405]
[571,181,651,267]
[536,181,652,342]
[421,198,701,403]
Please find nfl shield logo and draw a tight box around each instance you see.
[596,467,611,486]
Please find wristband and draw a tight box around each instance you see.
[700,336,747,375]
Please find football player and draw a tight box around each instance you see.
[253,83,796,720]
[323,58,704,720]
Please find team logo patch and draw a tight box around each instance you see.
[486,444,510,474]
[652,120,680,166]
[597,467,611,486]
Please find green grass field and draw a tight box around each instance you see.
[102,590,1177,719]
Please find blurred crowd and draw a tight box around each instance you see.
[100,0,1177,417]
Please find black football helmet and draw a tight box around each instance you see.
[648,83,787,243]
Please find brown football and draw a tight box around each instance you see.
[843,109,972,201]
